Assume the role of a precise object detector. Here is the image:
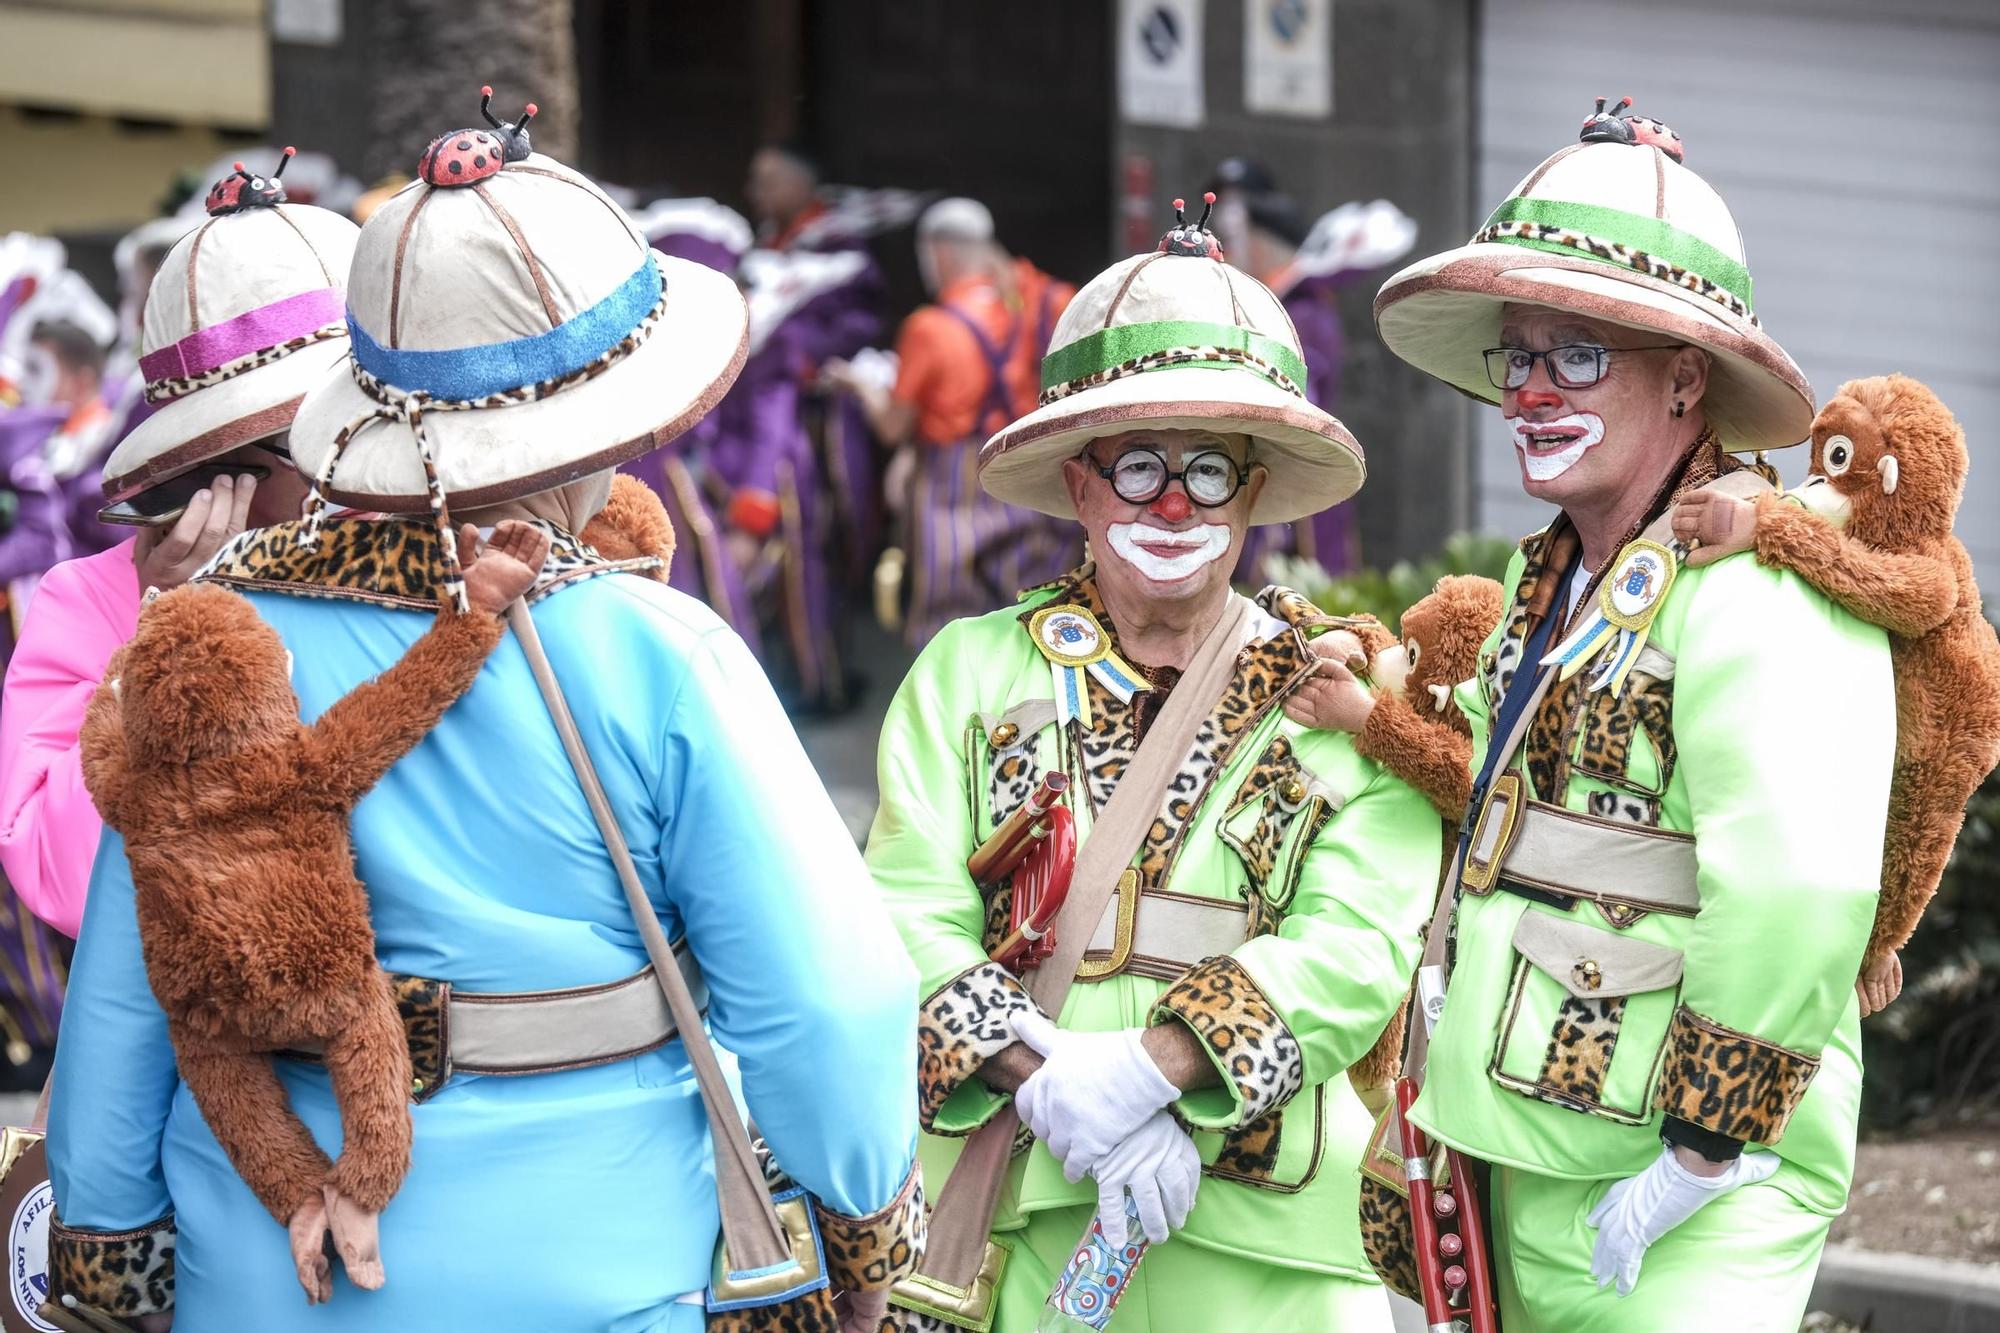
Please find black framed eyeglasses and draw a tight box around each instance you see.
[1482,343,1685,392]
[1093,447,1250,508]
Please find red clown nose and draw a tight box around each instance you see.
[1151,490,1193,522]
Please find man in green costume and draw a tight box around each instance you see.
[1368,104,1896,1329]
[866,208,1442,1330]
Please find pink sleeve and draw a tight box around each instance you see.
[0,546,140,938]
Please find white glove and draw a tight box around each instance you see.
[1092,1110,1201,1248]
[1012,1010,1179,1181]
[1586,1146,1781,1296]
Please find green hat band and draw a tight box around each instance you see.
[1476,197,1755,321]
[1039,319,1307,406]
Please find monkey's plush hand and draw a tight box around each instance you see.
[458,520,552,615]
[1671,490,1758,568]
[1857,952,1903,1019]
[288,1191,333,1305]
[1284,652,1378,733]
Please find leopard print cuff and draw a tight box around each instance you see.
[1151,955,1305,1125]
[48,1211,175,1317]
[815,1161,926,1292]
[918,962,1037,1133]
[1653,1005,1820,1145]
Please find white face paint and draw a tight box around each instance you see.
[1106,521,1234,584]
[1506,411,1606,482]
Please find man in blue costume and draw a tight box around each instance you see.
[46,137,921,1330]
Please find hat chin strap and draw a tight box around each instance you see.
[301,381,467,612]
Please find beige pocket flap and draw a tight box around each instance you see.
[1512,910,1683,1000]
[976,698,1057,749]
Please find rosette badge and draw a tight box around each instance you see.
[288,87,750,608]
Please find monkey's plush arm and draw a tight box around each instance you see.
[1750,492,1959,639]
[1352,692,1473,822]
[296,607,508,808]
[76,653,132,825]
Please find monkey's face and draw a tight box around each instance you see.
[1795,399,1892,531]
[119,585,299,767]
[1398,577,1506,715]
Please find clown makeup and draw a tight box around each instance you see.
[1107,520,1235,584]
[1506,411,1605,482]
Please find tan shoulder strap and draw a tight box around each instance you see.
[507,602,791,1272]
[919,593,1260,1289]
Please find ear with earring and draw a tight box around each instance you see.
[1672,400,1686,419]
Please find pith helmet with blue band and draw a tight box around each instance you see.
[978,204,1364,526]
[290,149,748,515]
[1374,104,1812,452]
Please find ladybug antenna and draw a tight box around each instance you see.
[514,101,538,134]
[1172,197,1186,227]
[1614,95,1633,115]
[232,160,248,177]
[1197,190,1216,230]
[1593,95,1607,115]
[273,145,297,180]
[479,85,503,129]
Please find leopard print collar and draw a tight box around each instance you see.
[194,516,662,611]
[1022,565,1323,890]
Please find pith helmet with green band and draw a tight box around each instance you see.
[1374,102,1813,452]
[979,200,1364,524]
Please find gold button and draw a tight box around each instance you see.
[411,1077,426,1095]
[1280,779,1307,804]
[989,723,1019,748]
[1572,960,1603,991]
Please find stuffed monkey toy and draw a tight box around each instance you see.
[1673,374,2000,1017]
[79,521,551,1304]
[580,473,678,571]
[1286,574,1508,1108]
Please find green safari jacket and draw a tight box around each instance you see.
[866,568,1442,1278]
[1410,491,1896,1218]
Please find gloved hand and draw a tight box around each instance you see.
[1012,1010,1180,1181]
[1092,1110,1202,1248]
[1586,1145,1781,1296]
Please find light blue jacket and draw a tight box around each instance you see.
[51,567,918,1331]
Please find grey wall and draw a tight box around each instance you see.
[1113,0,1479,567]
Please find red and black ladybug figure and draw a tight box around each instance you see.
[417,86,538,187]
[205,147,295,216]
[1578,95,1686,163]
[1157,192,1226,260]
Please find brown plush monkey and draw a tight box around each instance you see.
[79,521,552,1304]
[1287,575,1508,1105]
[1673,374,2000,1017]
[580,473,678,571]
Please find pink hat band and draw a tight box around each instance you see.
[140,286,346,396]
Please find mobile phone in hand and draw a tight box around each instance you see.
[98,462,270,527]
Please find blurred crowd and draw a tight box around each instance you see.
[1,144,1416,711]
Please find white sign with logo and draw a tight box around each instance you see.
[3,1140,54,1333]
[1118,0,1206,130]
[1245,0,1332,119]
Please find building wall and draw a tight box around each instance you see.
[1112,0,1478,567]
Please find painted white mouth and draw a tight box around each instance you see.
[1107,521,1234,583]
[1507,412,1605,481]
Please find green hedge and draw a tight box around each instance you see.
[1265,532,1518,627]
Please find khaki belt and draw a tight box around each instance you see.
[1080,873,1250,981]
[286,945,706,1094]
[1463,772,1700,917]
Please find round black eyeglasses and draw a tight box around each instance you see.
[1093,448,1250,507]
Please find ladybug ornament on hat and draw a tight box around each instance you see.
[417,86,538,187]
[1578,95,1685,163]
[206,146,296,215]
[1157,192,1226,260]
